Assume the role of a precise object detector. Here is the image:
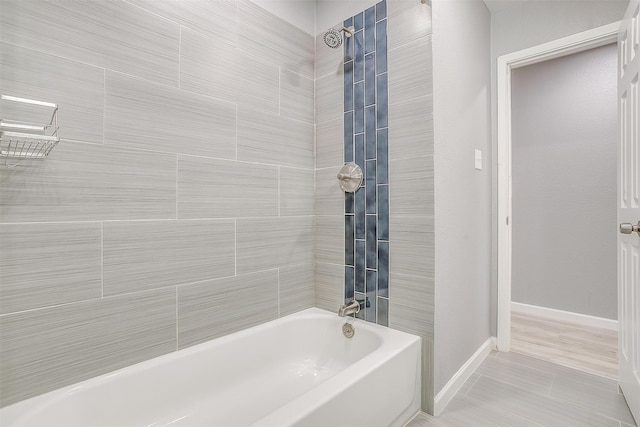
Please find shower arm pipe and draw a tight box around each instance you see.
[340,26,355,37]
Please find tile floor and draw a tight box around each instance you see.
[406,351,636,427]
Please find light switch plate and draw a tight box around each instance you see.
[475,149,482,170]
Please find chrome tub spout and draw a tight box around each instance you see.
[338,300,361,317]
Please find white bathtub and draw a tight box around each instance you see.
[1,308,421,427]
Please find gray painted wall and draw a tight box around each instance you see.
[433,0,492,395]
[511,44,618,319]
[488,0,629,335]
[0,0,314,407]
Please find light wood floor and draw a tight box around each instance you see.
[510,310,618,380]
[407,351,636,427]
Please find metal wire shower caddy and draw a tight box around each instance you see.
[1,94,59,162]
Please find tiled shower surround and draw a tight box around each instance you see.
[0,0,434,413]
[342,2,390,325]
[0,0,314,407]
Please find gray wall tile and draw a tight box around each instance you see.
[237,216,313,274]
[315,262,344,311]
[280,69,314,124]
[103,220,235,296]
[388,96,434,160]
[389,272,434,338]
[0,222,102,315]
[390,156,434,217]
[387,0,432,51]
[104,71,236,159]
[316,118,344,169]
[315,166,345,216]
[0,288,176,407]
[0,43,104,144]
[280,167,314,217]
[177,155,278,219]
[0,141,176,222]
[388,36,433,103]
[177,270,278,348]
[279,263,315,316]
[237,108,314,168]
[390,215,434,277]
[316,71,344,125]
[237,0,314,79]
[126,0,237,44]
[0,0,180,86]
[180,27,279,113]
[315,215,344,265]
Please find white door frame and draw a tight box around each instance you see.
[496,22,621,352]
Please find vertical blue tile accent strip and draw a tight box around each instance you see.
[354,81,365,133]
[354,31,364,82]
[345,1,387,325]
[378,184,389,241]
[355,188,365,239]
[355,240,365,292]
[376,1,387,21]
[345,215,355,266]
[376,20,387,74]
[378,241,389,297]
[345,266,355,302]
[365,270,377,321]
[366,214,377,269]
[354,12,364,31]
[344,62,354,112]
[344,111,354,162]
[364,6,376,54]
[377,129,388,184]
[376,73,388,128]
[365,53,376,106]
[365,106,376,160]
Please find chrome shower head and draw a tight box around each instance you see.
[323,26,355,49]
[323,28,342,49]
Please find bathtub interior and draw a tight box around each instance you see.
[0,309,415,427]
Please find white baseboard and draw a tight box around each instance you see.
[511,302,617,331]
[433,338,493,416]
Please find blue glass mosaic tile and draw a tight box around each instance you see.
[344,29,354,62]
[354,31,364,82]
[377,297,388,326]
[355,133,365,170]
[376,20,387,73]
[365,270,377,321]
[365,53,376,106]
[365,106,376,159]
[345,214,354,266]
[376,73,388,128]
[364,6,375,54]
[354,81,364,133]
[378,185,389,241]
[345,192,354,214]
[344,62,354,112]
[376,1,387,21]
[366,214,377,269]
[378,241,389,297]
[354,12,364,31]
[365,159,376,214]
[376,129,388,184]
[344,17,353,27]
[345,266,355,301]
[344,1,388,326]
[344,111,354,162]
[355,240,365,292]
[355,188,365,239]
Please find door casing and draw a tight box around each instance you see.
[495,22,621,352]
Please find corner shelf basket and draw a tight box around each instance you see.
[0,94,59,164]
